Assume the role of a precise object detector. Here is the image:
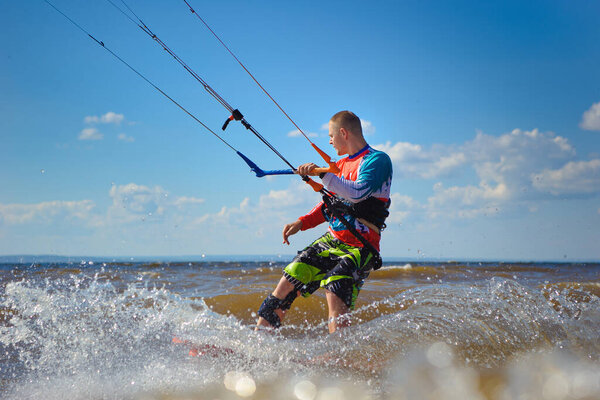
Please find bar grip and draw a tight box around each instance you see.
[312,166,339,175]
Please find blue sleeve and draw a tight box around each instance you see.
[322,151,392,203]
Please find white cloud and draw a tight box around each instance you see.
[427,182,507,219]
[379,128,583,219]
[580,101,600,131]
[532,159,600,195]
[0,184,207,230]
[375,141,467,179]
[78,127,103,141]
[106,183,170,224]
[387,193,422,224]
[82,112,132,142]
[465,129,575,192]
[258,185,314,210]
[104,183,209,227]
[0,200,95,225]
[380,128,575,185]
[287,129,318,138]
[84,111,125,125]
[118,133,135,142]
[191,182,317,237]
[361,119,376,135]
[319,119,376,136]
[173,196,205,207]
[391,193,421,210]
[102,111,124,124]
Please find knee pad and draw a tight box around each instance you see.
[279,290,298,311]
[257,291,298,328]
[258,294,283,328]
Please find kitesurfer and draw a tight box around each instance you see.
[256,111,393,333]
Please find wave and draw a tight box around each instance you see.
[1,264,598,399]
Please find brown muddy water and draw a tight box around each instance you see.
[1,260,598,399]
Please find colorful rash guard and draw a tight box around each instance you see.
[299,145,392,251]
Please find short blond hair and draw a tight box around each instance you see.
[330,111,362,136]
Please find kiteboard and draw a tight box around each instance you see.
[172,336,343,367]
[172,335,385,374]
[172,336,236,358]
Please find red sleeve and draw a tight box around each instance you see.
[298,201,326,231]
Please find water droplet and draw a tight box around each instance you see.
[318,387,345,400]
[543,372,569,400]
[294,380,317,400]
[426,342,454,368]
[235,376,256,397]
[224,371,240,390]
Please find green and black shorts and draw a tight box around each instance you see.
[283,232,378,310]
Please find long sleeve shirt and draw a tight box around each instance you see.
[299,145,392,251]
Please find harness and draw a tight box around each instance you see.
[323,196,390,231]
[321,194,390,270]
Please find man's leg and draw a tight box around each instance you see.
[255,276,297,330]
[256,234,334,330]
[321,246,375,333]
[325,290,351,333]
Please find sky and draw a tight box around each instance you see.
[1,0,599,261]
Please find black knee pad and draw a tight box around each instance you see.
[279,290,298,311]
[258,294,283,328]
[257,291,299,328]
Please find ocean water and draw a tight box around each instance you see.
[0,260,599,399]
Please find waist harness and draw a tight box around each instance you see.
[321,194,391,270]
[323,196,390,230]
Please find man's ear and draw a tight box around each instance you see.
[339,127,349,139]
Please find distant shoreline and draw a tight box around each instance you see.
[1,255,598,264]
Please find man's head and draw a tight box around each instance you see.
[328,111,366,156]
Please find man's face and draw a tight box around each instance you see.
[328,121,347,156]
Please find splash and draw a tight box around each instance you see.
[1,262,598,399]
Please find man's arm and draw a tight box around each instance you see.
[282,220,302,245]
[322,151,392,203]
[282,201,327,244]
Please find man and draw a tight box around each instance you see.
[256,111,392,333]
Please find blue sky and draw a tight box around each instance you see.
[1,0,599,261]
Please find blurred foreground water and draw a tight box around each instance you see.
[1,260,598,399]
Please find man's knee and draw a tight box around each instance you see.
[257,290,298,328]
[325,289,350,312]
[323,278,357,310]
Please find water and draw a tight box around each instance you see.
[1,260,599,399]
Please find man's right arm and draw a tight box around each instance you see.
[282,201,327,244]
[298,201,327,230]
[282,219,302,245]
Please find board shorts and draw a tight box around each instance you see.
[283,232,378,310]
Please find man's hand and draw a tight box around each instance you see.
[282,219,303,245]
[296,163,320,176]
